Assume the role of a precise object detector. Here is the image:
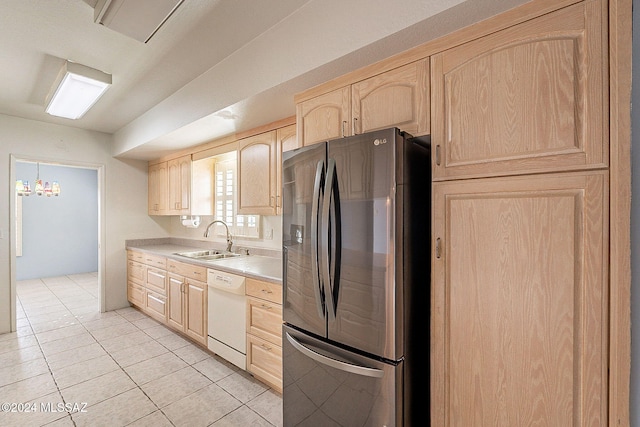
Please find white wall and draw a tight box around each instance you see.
[0,114,171,333]
[166,215,282,252]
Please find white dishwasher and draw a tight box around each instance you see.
[207,269,246,369]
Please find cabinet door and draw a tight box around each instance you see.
[297,86,351,146]
[167,274,185,331]
[148,162,168,215]
[431,171,608,426]
[431,2,606,180]
[238,130,278,215]
[352,59,429,136]
[185,279,207,345]
[276,124,298,214]
[167,155,191,215]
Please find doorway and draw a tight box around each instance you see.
[9,155,105,332]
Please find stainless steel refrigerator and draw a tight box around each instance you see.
[282,128,431,426]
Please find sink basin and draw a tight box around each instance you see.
[174,250,242,261]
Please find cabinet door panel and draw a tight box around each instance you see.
[148,162,168,215]
[352,59,429,136]
[431,2,606,179]
[167,275,184,330]
[185,280,207,345]
[297,87,350,146]
[238,130,277,215]
[431,171,608,426]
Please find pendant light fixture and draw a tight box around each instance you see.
[16,163,60,197]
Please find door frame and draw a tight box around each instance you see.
[8,154,106,331]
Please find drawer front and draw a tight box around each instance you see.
[247,334,282,392]
[145,290,167,322]
[127,250,145,263]
[146,267,167,294]
[246,278,282,304]
[142,253,166,269]
[167,259,207,282]
[127,282,145,307]
[247,297,282,346]
[127,260,145,284]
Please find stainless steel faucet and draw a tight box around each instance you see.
[204,220,233,252]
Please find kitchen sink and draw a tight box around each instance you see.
[174,250,242,261]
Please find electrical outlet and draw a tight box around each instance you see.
[265,229,273,240]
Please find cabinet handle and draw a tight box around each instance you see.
[353,117,358,135]
[260,343,273,351]
[261,289,273,294]
[436,238,442,259]
[435,145,441,166]
[270,195,275,207]
[260,304,272,310]
[342,121,347,137]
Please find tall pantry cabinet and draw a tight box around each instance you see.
[430,1,609,425]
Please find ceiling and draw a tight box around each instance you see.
[0,0,526,160]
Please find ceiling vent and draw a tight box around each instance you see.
[94,0,184,43]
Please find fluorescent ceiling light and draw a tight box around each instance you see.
[45,61,112,120]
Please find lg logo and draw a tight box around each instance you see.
[373,138,387,146]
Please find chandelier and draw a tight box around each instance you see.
[16,163,60,197]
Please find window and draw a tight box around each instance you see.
[212,152,260,238]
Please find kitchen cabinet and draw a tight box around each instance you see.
[126,250,167,322]
[166,259,208,345]
[245,277,283,392]
[149,154,214,216]
[237,130,278,215]
[430,2,607,180]
[431,171,608,425]
[126,254,145,308]
[144,266,167,322]
[296,59,429,147]
[167,155,191,215]
[148,162,167,215]
[275,124,299,215]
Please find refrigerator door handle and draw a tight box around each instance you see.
[285,332,384,378]
[321,158,340,320]
[311,160,325,317]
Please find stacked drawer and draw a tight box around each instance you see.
[127,250,168,322]
[246,278,283,392]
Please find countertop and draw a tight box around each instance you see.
[126,238,282,284]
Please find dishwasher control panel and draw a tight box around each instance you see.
[207,269,246,295]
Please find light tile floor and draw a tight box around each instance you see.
[0,273,283,427]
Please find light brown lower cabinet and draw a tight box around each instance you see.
[246,278,283,392]
[166,260,208,346]
[431,170,608,425]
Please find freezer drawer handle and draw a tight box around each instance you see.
[285,332,384,379]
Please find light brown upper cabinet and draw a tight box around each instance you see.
[297,87,350,147]
[276,124,299,214]
[430,1,607,180]
[297,59,429,147]
[352,59,429,137]
[167,155,191,215]
[148,161,167,215]
[431,170,608,426]
[148,154,214,217]
[238,130,278,215]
